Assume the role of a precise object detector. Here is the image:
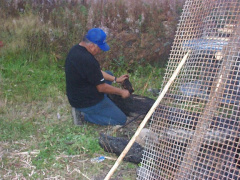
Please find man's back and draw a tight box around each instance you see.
[65,44,105,108]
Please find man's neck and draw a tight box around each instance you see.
[79,42,91,53]
[79,42,86,48]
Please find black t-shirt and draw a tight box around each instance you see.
[65,44,105,108]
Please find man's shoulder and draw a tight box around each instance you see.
[69,44,86,54]
[67,44,90,61]
[66,44,98,66]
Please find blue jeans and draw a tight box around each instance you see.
[76,71,127,126]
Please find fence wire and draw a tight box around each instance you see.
[137,0,240,179]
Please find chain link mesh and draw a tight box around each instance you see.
[137,0,240,179]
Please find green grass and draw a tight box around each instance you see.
[1,48,163,178]
[0,119,36,141]
[0,10,165,179]
[31,124,102,169]
[0,49,164,103]
[0,51,65,103]
[0,48,149,179]
[0,38,164,178]
[0,114,103,167]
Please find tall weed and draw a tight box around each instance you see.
[0,0,185,68]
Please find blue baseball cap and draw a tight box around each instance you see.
[86,28,110,51]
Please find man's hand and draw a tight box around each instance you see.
[116,74,129,83]
[121,89,130,99]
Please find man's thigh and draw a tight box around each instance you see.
[78,96,126,125]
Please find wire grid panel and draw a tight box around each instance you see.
[138,0,240,179]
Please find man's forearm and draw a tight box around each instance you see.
[96,83,130,98]
[97,83,122,95]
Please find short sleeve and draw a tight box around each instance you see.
[85,60,105,86]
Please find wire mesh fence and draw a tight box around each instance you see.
[137,0,240,179]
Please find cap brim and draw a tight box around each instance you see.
[98,43,110,51]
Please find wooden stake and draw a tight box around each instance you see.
[104,51,191,180]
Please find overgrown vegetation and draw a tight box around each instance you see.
[0,0,184,179]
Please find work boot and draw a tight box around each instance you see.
[71,107,84,126]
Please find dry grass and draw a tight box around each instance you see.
[0,99,138,179]
[0,0,185,68]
